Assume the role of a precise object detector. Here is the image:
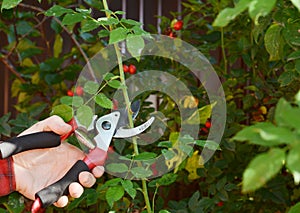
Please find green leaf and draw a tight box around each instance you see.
[44,5,73,17]
[97,17,119,25]
[212,0,250,27]
[105,185,124,208]
[295,90,300,107]
[53,34,63,58]
[121,180,136,199]
[76,105,93,128]
[159,210,171,213]
[94,93,113,109]
[102,178,122,187]
[60,96,84,108]
[233,122,295,146]
[81,19,101,33]
[108,80,122,89]
[195,140,221,150]
[291,0,300,12]
[248,0,276,23]
[278,71,297,87]
[62,13,85,26]
[106,163,129,173]
[134,152,157,160]
[157,141,172,148]
[130,167,153,179]
[184,102,216,125]
[286,144,300,184]
[1,0,22,10]
[103,73,115,81]
[287,50,300,61]
[6,192,25,213]
[109,27,128,44]
[275,98,300,130]
[264,24,284,61]
[50,104,73,122]
[84,81,99,95]
[288,202,300,213]
[121,18,142,26]
[0,113,11,137]
[242,148,285,193]
[157,173,178,186]
[98,29,110,38]
[126,34,145,58]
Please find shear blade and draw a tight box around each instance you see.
[113,117,155,138]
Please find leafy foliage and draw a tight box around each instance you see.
[1,0,300,212]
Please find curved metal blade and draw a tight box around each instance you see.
[115,100,141,129]
[113,117,155,138]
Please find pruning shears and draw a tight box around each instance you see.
[0,101,154,213]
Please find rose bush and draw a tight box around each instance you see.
[0,0,300,212]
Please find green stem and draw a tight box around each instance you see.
[220,27,228,75]
[102,1,152,212]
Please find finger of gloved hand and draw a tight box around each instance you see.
[54,195,69,208]
[92,166,105,178]
[69,182,84,198]
[79,171,96,188]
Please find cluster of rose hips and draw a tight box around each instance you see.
[200,119,212,134]
[165,19,184,38]
[123,64,136,74]
[67,86,84,96]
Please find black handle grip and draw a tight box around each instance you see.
[35,160,90,208]
[0,132,61,159]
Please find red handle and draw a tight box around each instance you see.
[60,118,78,141]
[31,147,107,213]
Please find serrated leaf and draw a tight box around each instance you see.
[0,113,11,137]
[62,13,85,26]
[291,0,300,12]
[60,96,84,108]
[275,98,300,130]
[106,163,128,173]
[130,167,152,179]
[84,81,99,95]
[81,19,100,33]
[121,180,136,199]
[287,144,300,184]
[242,148,285,193]
[184,102,216,125]
[212,0,250,27]
[76,105,93,128]
[106,186,124,208]
[50,104,73,122]
[157,173,178,186]
[278,71,296,86]
[108,80,122,89]
[195,140,221,150]
[133,152,157,160]
[126,34,145,58]
[295,90,300,107]
[44,5,73,17]
[288,202,300,213]
[264,24,284,61]
[287,50,300,61]
[234,122,296,145]
[109,27,127,44]
[94,93,113,109]
[248,0,276,23]
[121,18,142,26]
[1,0,22,10]
[98,29,110,38]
